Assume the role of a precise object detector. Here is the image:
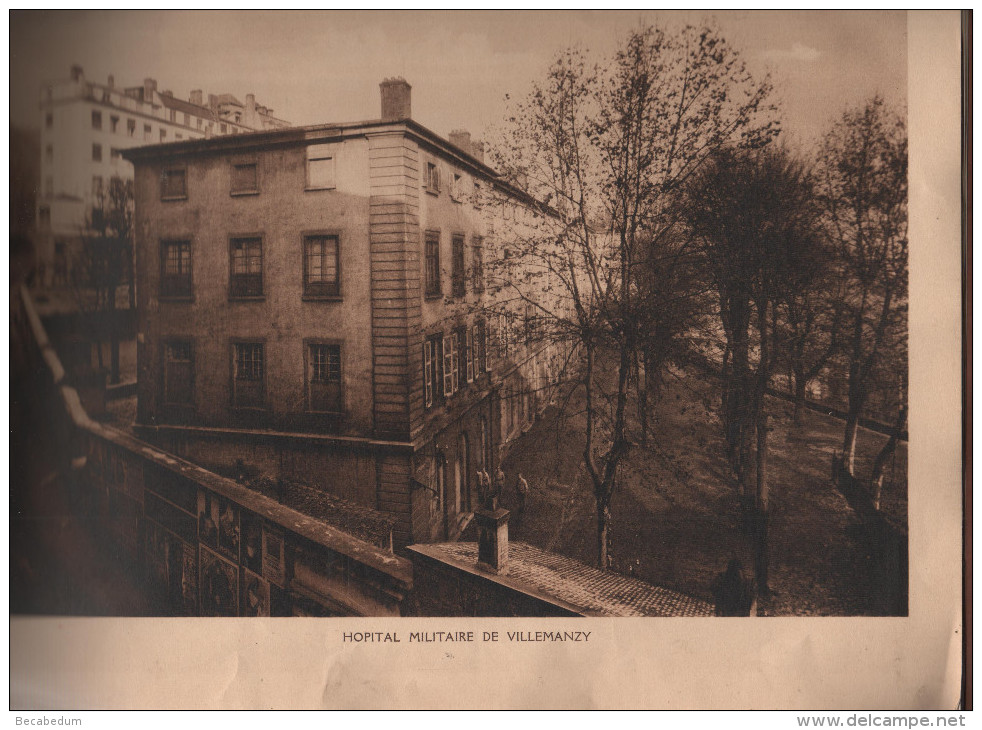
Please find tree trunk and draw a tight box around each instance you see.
[596,497,610,571]
[842,406,861,476]
[792,365,807,425]
[726,301,752,501]
[637,353,648,446]
[870,404,907,510]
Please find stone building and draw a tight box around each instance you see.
[36,64,289,288]
[124,78,571,550]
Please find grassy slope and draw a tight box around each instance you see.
[500,363,907,616]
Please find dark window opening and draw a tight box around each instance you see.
[163,339,193,405]
[230,237,263,297]
[231,162,258,194]
[303,235,340,298]
[160,240,192,298]
[308,344,342,413]
[425,231,441,297]
[161,168,187,199]
[232,342,264,409]
[424,334,444,408]
[451,235,465,298]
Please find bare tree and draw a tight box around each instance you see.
[486,23,776,569]
[684,144,824,592]
[73,176,134,383]
[817,96,908,478]
[777,236,844,425]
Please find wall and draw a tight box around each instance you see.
[14,284,413,617]
[133,135,376,436]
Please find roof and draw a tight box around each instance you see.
[212,93,243,107]
[158,93,218,121]
[411,541,715,617]
[120,116,545,209]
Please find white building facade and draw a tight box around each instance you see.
[36,64,289,287]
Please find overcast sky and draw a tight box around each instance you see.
[10,10,907,152]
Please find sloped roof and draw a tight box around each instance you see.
[415,541,715,617]
[159,93,217,120]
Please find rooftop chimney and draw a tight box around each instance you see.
[474,470,510,574]
[189,89,203,106]
[449,129,472,153]
[144,78,157,100]
[380,77,411,122]
[107,74,115,89]
[246,93,256,111]
[70,64,84,82]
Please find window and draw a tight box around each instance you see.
[91,110,102,130]
[91,143,102,162]
[196,118,203,130]
[424,334,445,408]
[476,320,489,373]
[159,129,167,142]
[163,339,193,405]
[144,124,152,141]
[110,147,122,162]
[473,180,483,208]
[45,112,53,129]
[451,234,465,298]
[169,109,177,122]
[110,115,119,133]
[176,134,183,141]
[303,235,340,298]
[306,144,336,190]
[472,236,484,292]
[160,168,187,200]
[127,118,136,137]
[220,123,227,134]
[308,343,342,413]
[232,342,264,409]
[44,145,53,163]
[160,239,192,298]
[92,176,103,198]
[229,236,263,297]
[425,231,441,297]
[183,113,190,126]
[231,161,258,195]
[443,330,459,397]
[425,162,440,193]
[450,172,463,202]
[39,206,50,227]
[465,327,475,383]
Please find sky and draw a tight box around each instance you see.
[9,10,907,152]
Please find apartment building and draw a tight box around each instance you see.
[124,78,570,548]
[36,64,289,287]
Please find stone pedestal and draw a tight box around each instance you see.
[474,507,510,574]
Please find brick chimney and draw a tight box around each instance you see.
[107,74,115,89]
[449,129,472,153]
[189,89,203,106]
[475,504,510,575]
[246,93,256,112]
[70,64,84,82]
[144,77,157,100]
[380,77,411,121]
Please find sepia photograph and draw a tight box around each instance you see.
[7,9,964,710]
